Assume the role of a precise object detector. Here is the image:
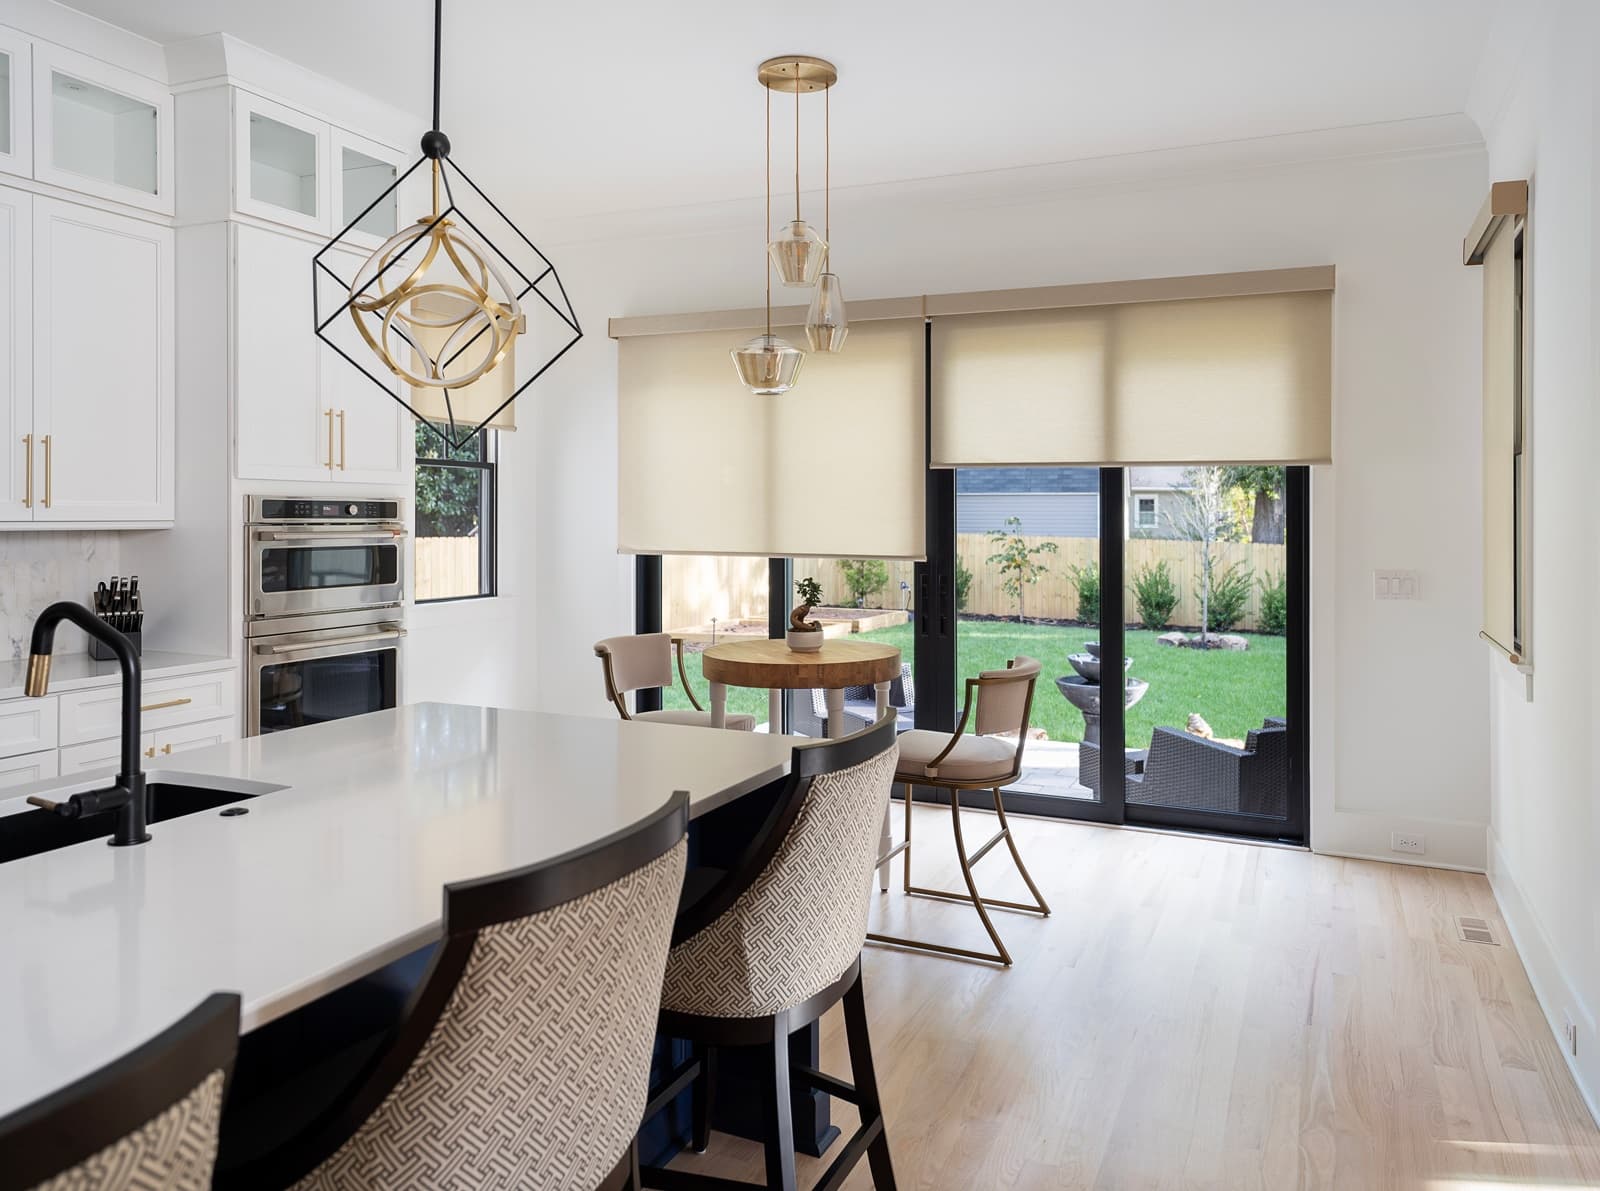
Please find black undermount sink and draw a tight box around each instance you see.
[0,783,261,864]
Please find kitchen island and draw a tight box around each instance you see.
[0,703,796,1123]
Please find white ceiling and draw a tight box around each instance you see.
[59,0,1495,222]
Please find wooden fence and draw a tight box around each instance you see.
[415,536,481,601]
[663,536,1287,632]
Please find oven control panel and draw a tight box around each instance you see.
[254,498,402,522]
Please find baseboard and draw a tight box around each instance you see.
[1313,847,1484,873]
[1487,827,1600,1127]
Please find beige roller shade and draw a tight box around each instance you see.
[930,288,1333,466]
[617,317,926,558]
[1480,225,1520,656]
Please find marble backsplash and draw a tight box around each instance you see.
[0,533,123,660]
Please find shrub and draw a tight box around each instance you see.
[1206,561,1253,632]
[955,558,973,612]
[1257,570,1288,635]
[1132,559,1180,630]
[839,559,889,607]
[1067,561,1100,625]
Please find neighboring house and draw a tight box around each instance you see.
[956,468,1099,536]
[1127,467,1192,539]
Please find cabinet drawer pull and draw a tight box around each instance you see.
[22,434,32,508]
[338,410,347,470]
[141,697,193,712]
[161,743,173,755]
[144,746,155,759]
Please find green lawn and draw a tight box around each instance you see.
[666,619,1286,747]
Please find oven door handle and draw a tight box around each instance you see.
[255,629,407,656]
[254,529,408,544]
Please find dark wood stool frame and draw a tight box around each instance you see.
[639,716,899,1191]
[0,992,241,1191]
[223,791,691,1191]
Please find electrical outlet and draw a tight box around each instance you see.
[1564,1012,1579,1057]
[1391,832,1426,855]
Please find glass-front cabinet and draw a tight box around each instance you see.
[332,127,404,245]
[32,43,172,213]
[234,90,328,234]
[0,27,33,179]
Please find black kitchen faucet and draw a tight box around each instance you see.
[23,601,150,847]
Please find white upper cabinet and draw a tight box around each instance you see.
[332,127,405,247]
[32,44,173,215]
[31,196,174,522]
[0,28,34,179]
[0,186,30,522]
[234,90,328,234]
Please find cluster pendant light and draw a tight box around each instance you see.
[731,56,847,396]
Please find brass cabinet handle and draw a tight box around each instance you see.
[21,434,31,508]
[141,696,193,712]
[324,409,335,469]
[41,435,51,508]
[144,746,155,759]
[337,409,347,470]
[161,743,173,755]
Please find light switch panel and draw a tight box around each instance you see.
[1374,569,1420,600]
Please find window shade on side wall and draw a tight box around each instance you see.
[930,289,1333,466]
[1480,226,1519,656]
[617,317,925,558]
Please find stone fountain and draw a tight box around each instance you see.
[1054,642,1149,746]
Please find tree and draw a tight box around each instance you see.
[1173,466,1241,645]
[415,421,485,536]
[839,559,890,607]
[985,516,1059,621]
[1221,465,1284,544]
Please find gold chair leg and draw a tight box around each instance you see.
[947,791,1012,966]
[990,787,1050,917]
[902,781,913,893]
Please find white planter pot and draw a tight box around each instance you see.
[786,629,825,652]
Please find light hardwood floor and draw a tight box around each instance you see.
[668,805,1600,1190]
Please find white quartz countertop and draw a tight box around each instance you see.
[0,703,795,1119]
[0,650,234,701]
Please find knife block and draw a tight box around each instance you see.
[88,627,141,661]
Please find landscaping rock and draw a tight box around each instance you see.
[1157,632,1187,647]
[1215,634,1249,651]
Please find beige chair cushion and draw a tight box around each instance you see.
[635,708,757,732]
[895,728,1018,783]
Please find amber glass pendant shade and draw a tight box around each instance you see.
[805,272,848,353]
[768,219,827,287]
[731,333,805,395]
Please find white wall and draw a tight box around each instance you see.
[521,130,1491,870]
[1471,0,1600,1116]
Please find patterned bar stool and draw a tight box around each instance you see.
[243,792,690,1191]
[0,993,240,1191]
[868,656,1050,967]
[640,713,900,1191]
[597,633,758,731]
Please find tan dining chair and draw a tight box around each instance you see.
[868,656,1050,967]
[595,633,756,731]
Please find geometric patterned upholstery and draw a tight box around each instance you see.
[660,745,897,1018]
[29,1070,225,1191]
[293,839,688,1190]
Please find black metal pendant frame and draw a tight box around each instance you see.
[310,0,581,454]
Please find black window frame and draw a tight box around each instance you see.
[414,421,498,604]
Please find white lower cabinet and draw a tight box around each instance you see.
[0,749,59,790]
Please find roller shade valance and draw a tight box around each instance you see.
[930,286,1333,467]
[617,317,926,559]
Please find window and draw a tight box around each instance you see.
[1135,495,1158,530]
[414,422,496,602]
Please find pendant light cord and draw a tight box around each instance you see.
[432,0,444,130]
[765,83,772,338]
[824,83,830,253]
[794,63,801,223]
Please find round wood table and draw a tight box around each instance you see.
[702,637,903,891]
[700,638,902,735]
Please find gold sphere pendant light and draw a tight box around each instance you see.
[806,79,848,353]
[731,80,804,395]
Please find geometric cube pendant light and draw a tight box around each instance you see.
[313,0,581,451]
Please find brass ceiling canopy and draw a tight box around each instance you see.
[757,56,838,93]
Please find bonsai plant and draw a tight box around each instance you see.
[788,576,826,651]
